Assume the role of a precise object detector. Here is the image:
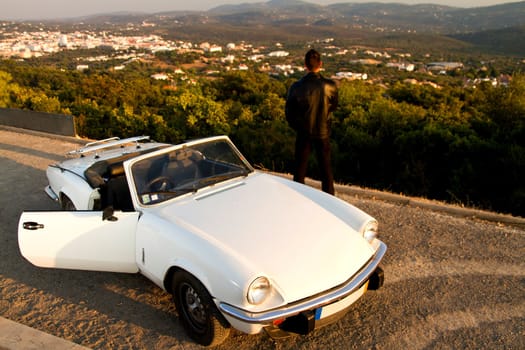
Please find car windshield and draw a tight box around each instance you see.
[131,138,253,205]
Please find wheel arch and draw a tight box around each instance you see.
[58,181,98,210]
[164,265,183,294]
[164,264,211,297]
[160,242,251,308]
[59,192,73,208]
[59,187,86,210]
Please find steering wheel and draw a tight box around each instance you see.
[145,176,175,192]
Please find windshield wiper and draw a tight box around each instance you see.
[142,188,196,199]
[196,170,250,187]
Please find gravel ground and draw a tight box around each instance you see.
[1,128,524,349]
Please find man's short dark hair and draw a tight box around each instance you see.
[305,49,321,71]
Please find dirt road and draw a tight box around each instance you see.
[1,128,524,349]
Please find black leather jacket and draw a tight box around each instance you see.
[285,72,338,139]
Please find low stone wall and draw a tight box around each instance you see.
[0,108,75,137]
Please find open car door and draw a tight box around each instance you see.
[18,211,139,273]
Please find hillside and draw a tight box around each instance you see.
[206,1,525,33]
[9,1,524,56]
[451,25,525,56]
[148,1,525,55]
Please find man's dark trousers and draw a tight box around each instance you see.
[293,133,335,195]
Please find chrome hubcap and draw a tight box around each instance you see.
[183,283,206,326]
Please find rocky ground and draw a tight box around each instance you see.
[1,127,524,349]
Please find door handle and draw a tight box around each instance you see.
[23,221,45,230]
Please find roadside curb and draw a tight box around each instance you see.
[335,182,525,230]
[272,173,525,230]
[0,125,88,145]
[0,317,90,350]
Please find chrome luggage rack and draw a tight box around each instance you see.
[67,136,150,158]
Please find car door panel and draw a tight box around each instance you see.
[18,211,139,273]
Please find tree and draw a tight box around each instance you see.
[165,89,230,141]
[0,71,15,107]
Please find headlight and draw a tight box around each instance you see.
[363,220,379,243]
[247,276,271,305]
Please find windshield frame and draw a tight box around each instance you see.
[124,136,254,206]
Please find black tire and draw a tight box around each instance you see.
[172,271,230,347]
[61,195,76,211]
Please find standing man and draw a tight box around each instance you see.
[285,49,339,195]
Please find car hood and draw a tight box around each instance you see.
[155,172,375,303]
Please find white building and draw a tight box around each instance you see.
[221,55,235,64]
[248,54,264,62]
[151,73,169,80]
[58,34,68,47]
[268,51,289,57]
[334,72,368,80]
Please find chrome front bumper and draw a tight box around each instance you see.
[219,240,387,324]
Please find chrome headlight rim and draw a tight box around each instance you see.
[363,219,379,243]
[247,276,271,305]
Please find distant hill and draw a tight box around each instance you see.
[160,1,525,55]
[20,1,525,56]
[451,25,525,56]
[205,1,525,33]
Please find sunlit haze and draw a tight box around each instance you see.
[2,0,519,20]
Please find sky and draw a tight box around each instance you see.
[2,0,519,20]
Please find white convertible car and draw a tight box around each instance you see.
[18,135,386,346]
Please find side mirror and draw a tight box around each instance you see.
[102,206,118,221]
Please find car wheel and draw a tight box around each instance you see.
[172,271,230,346]
[61,195,76,210]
